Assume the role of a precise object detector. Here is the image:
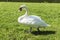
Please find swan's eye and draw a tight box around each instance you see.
[19,8,22,11]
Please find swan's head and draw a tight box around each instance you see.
[19,5,27,11]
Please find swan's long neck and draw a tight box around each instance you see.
[19,7,28,20]
[24,7,28,16]
[18,6,28,21]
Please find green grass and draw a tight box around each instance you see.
[0,2,59,40]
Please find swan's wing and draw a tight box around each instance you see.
[28,15,49,26]
[36,19,49,26]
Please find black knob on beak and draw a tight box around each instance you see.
[19,7,22,11]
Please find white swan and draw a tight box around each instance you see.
[18,5,50,32]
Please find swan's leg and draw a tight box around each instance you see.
[24,27,32,33]
[37,27,40,32]
[29,27,32,32]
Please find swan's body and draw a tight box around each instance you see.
[18,5,50,32]
[18,15,49,27]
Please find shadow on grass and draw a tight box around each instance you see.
[31,31,56,35]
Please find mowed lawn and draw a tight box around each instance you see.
[0,2,59,40]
